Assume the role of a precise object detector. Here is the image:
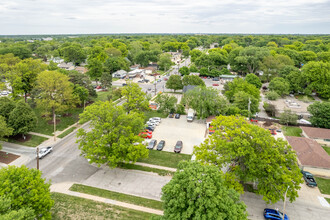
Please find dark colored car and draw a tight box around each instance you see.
[122,83,127,86]
[212,77,220,81]
[174,141,183,153]
[146,126,155,132]
[263,208,289,220]
[157,140,165,151]
[147,139,157,150]
[301,170,317,187]
[175,113,180,119]
[169,113,174,118]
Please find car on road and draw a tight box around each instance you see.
[174,141,183,153]
[212,83,219,86]
[301,170,317,187]
[212,77,220,81]
[147,139,157,150]
[148,88,151,91]
[263,208,289,220]
[139,132,152,139]
[122,83,127,86]
[169,113,174,118]
[147,121,157,127]
[138,80,144,83]
[156,140,165,151]
[175,113,180,119]
[38,146,53,159]
[144,79,150,83]
[148,119,159,125]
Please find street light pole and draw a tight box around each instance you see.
[282,186,290,220]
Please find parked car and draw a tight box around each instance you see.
[144,79,150,83]
[38,146,53,159]
[212,83,219,86]
[138,80,144,83]
[157,140,165,151]
[169,113,174,118]
[151,117,161,122]
[1,91,8,95]
[144,129,152,134]
[96,85,102,89]
[146,126,155,131]
[301,170,317,187]
[175,113,180,119]
[212,77,220,81]
[250,118,258,123]
[263,208,289,220]
[174,141,183,153]
[209,126,215,135]
[147,139,157,150]
[139,132,152,139]
[122,83,127,86]
[147,88,151,91]
[269,129,277,135]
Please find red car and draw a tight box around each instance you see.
[144,129,152,135]
[139,132,152,139]
[269,129,277,135]
[209,126,215,134]
[96,85,102,89]
[212,83,219,86]
[250,119,258,123]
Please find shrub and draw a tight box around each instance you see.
[266,91,280,100]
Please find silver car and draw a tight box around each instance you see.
[38,146,53,159]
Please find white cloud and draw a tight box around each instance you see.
[0,0,329,34]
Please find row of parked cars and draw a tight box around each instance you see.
[0,90,11,96]
[147,139,183,153]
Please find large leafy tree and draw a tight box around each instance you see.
[166,75,183,92]
[179,66,190,76]
[269,77,290,96]
[0,116,13,150]
[121,82,149,114]
[0,97,16,121]
[302,61,330,99]
[104,56,129,73]
[158,53,173,71]
[155,93,177,114]
[245,73,262,89]
[161,161,247,220]
[36,71,77,137]
[182,75,205,87]
[184,86,228,119]
[223,78,260,102]
[0,165,53,219]
[0,196,35,220]
[60,43,86,65]
[76,101,149,168]
[68,71,97,99]
[233,91,259,114]
[234,47,270,73]
[308,102,330,128]
[279,109,298,126]
[9,58,47,102]
[8,101,37,138]
[194,115,303,204]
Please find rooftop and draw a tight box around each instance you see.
[301,127,330,140]
[286,136,330,169]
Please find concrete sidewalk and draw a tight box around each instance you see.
[51,182,163,216]
[134,162,177,172]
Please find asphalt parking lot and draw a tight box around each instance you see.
[151,116,206,154]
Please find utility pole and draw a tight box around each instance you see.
[53,113,56,141]
[154,75,157,96]
[36,147,39,170]
[282,186,290,220]
[248,97,251,119]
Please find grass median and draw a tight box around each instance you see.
[314,177,330,195]
[118,162,174,176]
[51,192,157,220]
[137,150,191,168]
[69,184,164,210]
[282,126,302,137]
[58,127,77,138]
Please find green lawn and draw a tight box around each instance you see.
[7,135,47,147]
[32,107,84,136]
[137,150,191,168]
[51,192,156,220]
[326,198,330,204]
[95,90,112,102]
[58,127,77,138]
[69,184,164,210]
[314,177,330,195]
[282,126,302,137]
[322,146,330,156]
[118,163,174,176]
[295,95,314,102]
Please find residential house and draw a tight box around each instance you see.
[210,43,219,49]
[130,64,140,70]
[57,62,75,71]
[301,127,330,146]
[286,136,330,177]
[128,69,143,78]
[144,67,156,75]
[75,66,88,74]
[112,70,127,79]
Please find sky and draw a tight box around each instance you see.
[0,0,329,35]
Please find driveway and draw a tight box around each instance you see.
[151,117,205,154]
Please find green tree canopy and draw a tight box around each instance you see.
[0,97,16,121]
[245,73,262,89]
[158,53,173,71]
[161,161,247,220]
[233,91,259,114]
[155,93,177,114]
[0,165,53,219]
[307,101,330,128]
[60,43,86,65]
[194,115,303,204]
[76,101,149,167]
[0,196,35,220]
[121,82,149,114]
[166,75,183,92]
[223,78,260,102]
[179,66,190,76]
[8,101,37,137]
[182,75,205,87]
[269,77,290,96]
[184,86,228,119]
[279,109,298,126]
[0,116,13,150]
[234,47,270,73]
[302,61,330,99]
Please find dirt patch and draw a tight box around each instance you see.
[0,151,20,164]
[263,121,273,127]
[48,119,61,125]
[10,134,32,142]
[62,113,72,117]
